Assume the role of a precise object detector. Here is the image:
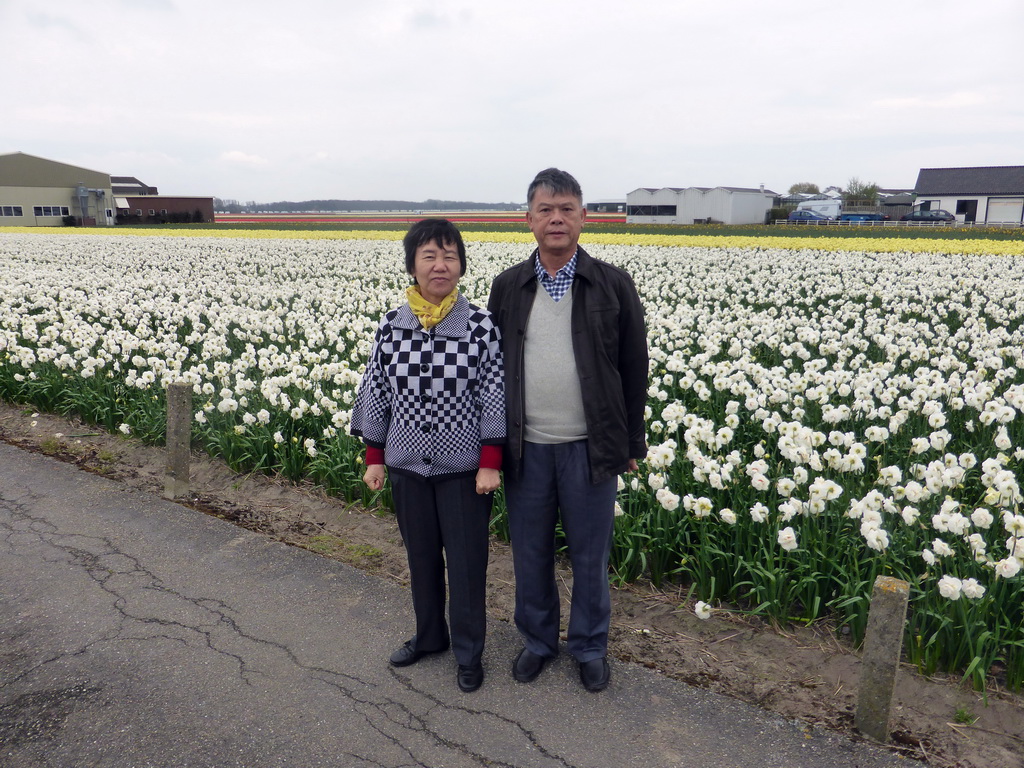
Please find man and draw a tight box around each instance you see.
[487,168,648,692]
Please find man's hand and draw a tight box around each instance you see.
[363,464,386,491]
[627,459,639,472]
[476,467,501,494]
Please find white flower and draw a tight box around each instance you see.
[1006,536,1024,560]
[911,437,930,454]
[118,423,131,435]
[971,507,994,529]
[749,502,769,523]
[777,526,798,552]
[779,499,801,522]
[694,601,712,620]
[961,578,985,600]
[655,487,680,511]
[217,397,238,413]
[719,508,737,525]
[864,527,890,552]
[994,557,1021,579]
[903,481,926,503]
[1004,514,1024,536]
[932,539,954,558]
[692,497,713,518]
[937,575,963,601]
[929,430,951,451]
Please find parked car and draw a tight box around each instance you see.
[788,209,831,223]
[840,212,887,222]
[900,209,955,223]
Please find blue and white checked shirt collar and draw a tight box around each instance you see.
[533,250,577,302]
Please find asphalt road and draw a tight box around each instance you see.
[0,441,917,767]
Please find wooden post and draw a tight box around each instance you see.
[855,575,910,742]
[164,381,192,499]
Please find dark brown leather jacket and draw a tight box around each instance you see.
[487,246,649,483]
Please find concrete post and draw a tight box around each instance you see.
[164,382,192,499]
[855,575,910,742]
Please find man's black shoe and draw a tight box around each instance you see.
[457,664,484,692]
[579,657,610,692]
[512,648,548,683]
[389,640,447,667]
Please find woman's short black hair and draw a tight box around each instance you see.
[403,218,466,276]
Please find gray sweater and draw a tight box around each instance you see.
[523,288,587,444]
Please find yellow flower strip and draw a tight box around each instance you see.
[3,226,1023,256]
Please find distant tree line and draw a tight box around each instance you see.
[214,198,519,213]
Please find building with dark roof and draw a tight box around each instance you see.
[111,176,159,196]
[913,166,1024,224]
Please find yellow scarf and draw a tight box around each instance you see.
[406,285,459,329]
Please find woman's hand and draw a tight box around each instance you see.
[475,467,500,494]
[363,464,386,491]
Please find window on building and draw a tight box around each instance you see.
[32,206,71,217]
[627,205,677,216]
[1,206,24,217]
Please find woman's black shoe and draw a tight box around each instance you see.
[389,640,447,667]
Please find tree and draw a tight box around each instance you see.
[788,182,820,195]
[843,177,879,205]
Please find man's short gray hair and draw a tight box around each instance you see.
[527,168,583,207]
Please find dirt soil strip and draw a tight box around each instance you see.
[1,401,1022,768]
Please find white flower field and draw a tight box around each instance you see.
[2,230,1022,689]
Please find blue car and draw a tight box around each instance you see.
[840,212,887,222]
[788,209,831,223]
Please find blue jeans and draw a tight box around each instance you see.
[505,441,617,662]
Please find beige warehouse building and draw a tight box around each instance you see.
[0,152,116,226]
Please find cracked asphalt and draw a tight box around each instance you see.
[0,442,916,768]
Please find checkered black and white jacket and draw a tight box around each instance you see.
[350,295,506,480]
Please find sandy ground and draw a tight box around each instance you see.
[1,401,1021,768]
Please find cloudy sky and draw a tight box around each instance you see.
[3,0,1022,204]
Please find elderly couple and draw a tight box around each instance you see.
[350,168,648,694]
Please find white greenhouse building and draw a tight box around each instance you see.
[627,185,777,225]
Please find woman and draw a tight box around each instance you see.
[350,218,504,693]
